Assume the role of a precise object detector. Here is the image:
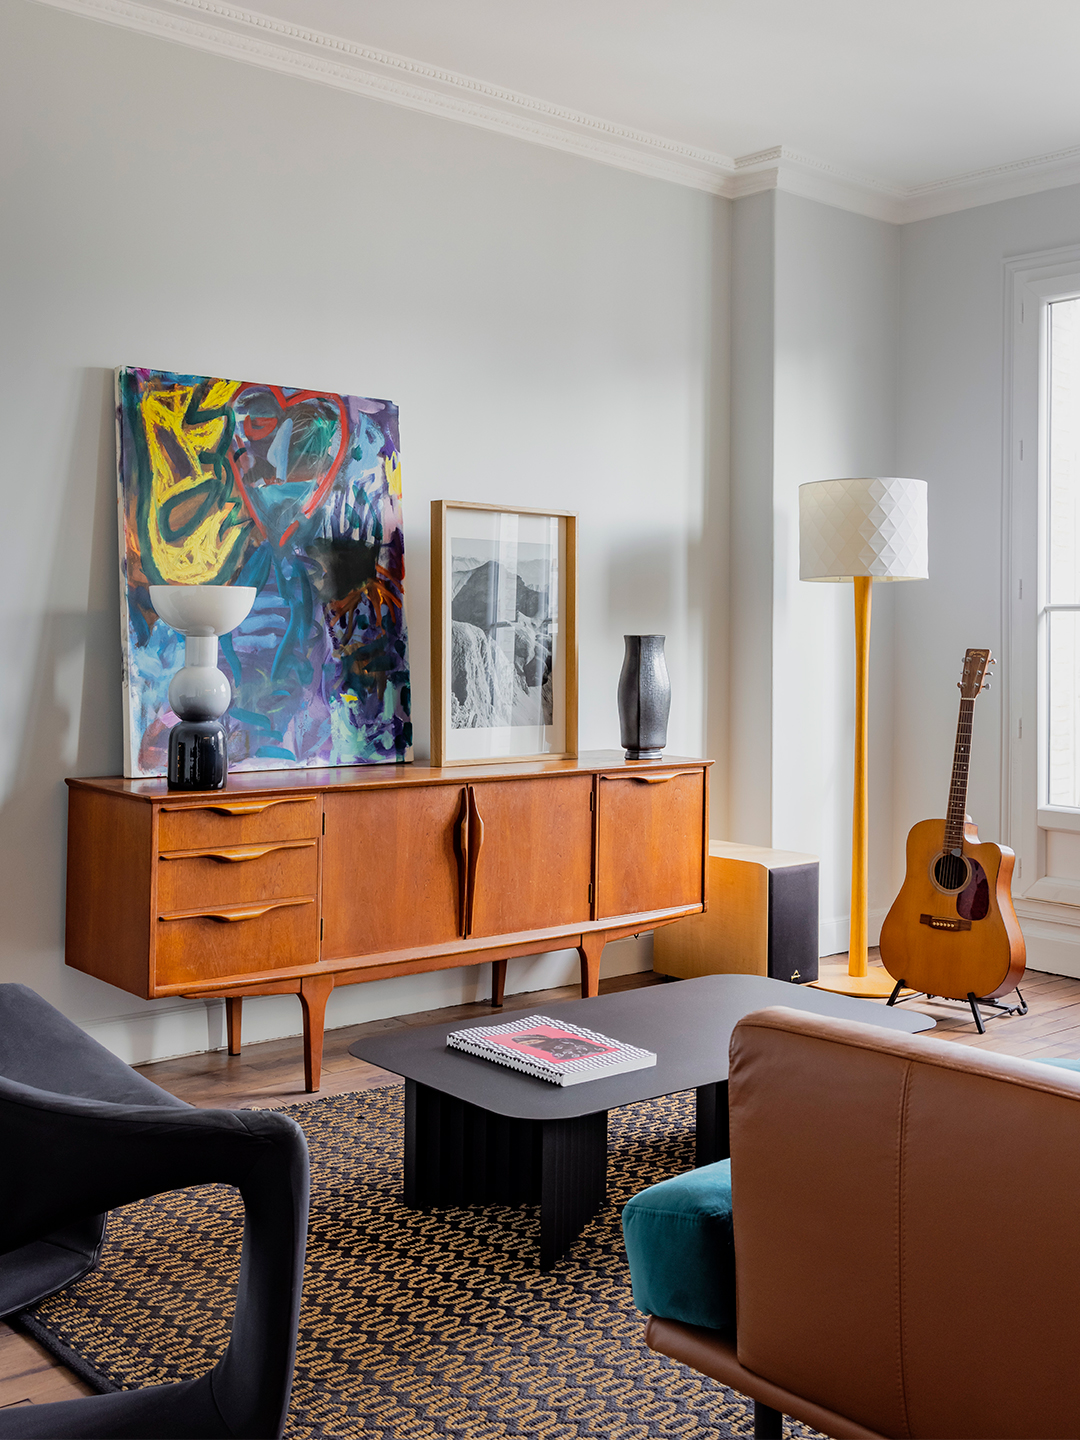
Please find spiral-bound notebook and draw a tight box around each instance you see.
[446,1015,657,1086]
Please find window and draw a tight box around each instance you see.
[1007,249,1080,974]
[1047,297,1080,808]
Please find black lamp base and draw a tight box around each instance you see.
[168,720,228,791]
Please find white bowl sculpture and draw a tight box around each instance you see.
[149,584,257,638]
[148,584,257,788]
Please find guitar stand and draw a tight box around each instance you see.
[887,980,1027,1035]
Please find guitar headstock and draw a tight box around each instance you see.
[958,648,994,699]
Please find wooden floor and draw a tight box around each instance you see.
[5,956,1080,1414]
[816,953,1080,1058]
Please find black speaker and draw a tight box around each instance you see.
[767,862,819,983]
[653,844,819,984]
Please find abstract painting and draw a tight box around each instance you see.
[116,367,411,778]
[430,501,576,766]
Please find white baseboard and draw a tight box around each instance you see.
[818,909,887,959]
[1012,906,1080,979]
[82,934,655,1066]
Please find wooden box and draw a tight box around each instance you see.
[653,841,819,984]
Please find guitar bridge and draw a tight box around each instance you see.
[920,913,972,932]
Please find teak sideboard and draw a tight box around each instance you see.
[65,752,710,1090]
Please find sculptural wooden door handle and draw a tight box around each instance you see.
[465,787,485,936]
[455,789,470,938]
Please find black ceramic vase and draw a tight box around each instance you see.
[618,635,670,760]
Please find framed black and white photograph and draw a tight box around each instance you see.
[430,501,577,766]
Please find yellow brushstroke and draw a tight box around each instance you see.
[142,382,245,584]
[203,377,242,410]
[384,453,402,497]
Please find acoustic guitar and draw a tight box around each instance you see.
[879,648,1025,1004]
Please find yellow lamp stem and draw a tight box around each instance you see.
[850,575,871,978]
[810,574,899,998]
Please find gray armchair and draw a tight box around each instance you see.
[0,984,309,1439]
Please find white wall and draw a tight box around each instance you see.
[896,180,1080,972]
[772,192,899,951]
[728,189,900,952]
[0,2,730,1063]
[728,190,776,848]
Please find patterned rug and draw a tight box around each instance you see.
[19,1085,820,1439]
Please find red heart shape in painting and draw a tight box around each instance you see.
[228,385,349,548]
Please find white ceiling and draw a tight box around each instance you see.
[225,0,1080,188]
[40,0,1080,218]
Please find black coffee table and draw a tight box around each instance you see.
[349,974,934,1269]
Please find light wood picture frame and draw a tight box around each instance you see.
[431,500,577,767]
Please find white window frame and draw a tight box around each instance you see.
[1005,246,1080,967]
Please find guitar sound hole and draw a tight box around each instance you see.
[933,851,970,892]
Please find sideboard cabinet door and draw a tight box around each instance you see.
[321,787,466,960]
[596,770,706,919]
[467,775,593,937]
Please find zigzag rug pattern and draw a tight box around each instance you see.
[20,1085,822,1439]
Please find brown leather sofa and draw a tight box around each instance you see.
[644,1005,1080,1440]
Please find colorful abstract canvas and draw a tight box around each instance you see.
[116,367,412,778]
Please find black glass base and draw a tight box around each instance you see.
[624,748,664,760]
[168,720,228,791]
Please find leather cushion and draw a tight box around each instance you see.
[621,1159,736,1335]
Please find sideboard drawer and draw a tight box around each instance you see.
[597,769,706,918]
[157,840,318,914]
[154,899,319,987]
[158,797,321,851]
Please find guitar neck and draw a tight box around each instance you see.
[944,696,975,853]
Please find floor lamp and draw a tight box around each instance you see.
[799,477,928,998]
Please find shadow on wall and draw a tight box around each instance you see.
[0,369,122,977]
[605,536,678,635]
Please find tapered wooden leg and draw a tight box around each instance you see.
[491,959,507,1007]
[578,932,607,997]
[299,974,334,1093]
[225,996,242,1056]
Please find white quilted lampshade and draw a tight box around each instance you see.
[799,477,928,582]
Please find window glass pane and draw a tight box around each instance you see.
[1048,610,1080,807]
[1049,298,1080,605]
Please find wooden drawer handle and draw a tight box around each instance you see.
[160,843,313,864]
[161,899,311,923]
[160,798,308,816]
[601,771,700,784]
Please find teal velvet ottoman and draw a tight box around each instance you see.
[621,1158,736,1334]
[623,1061,1080,1339]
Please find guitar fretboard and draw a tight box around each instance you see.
[944,696,975,853]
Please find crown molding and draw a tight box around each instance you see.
[900,145,1080,223]
[735,147,906,222]
[32,0,1080,225]
[33,0,740,193]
